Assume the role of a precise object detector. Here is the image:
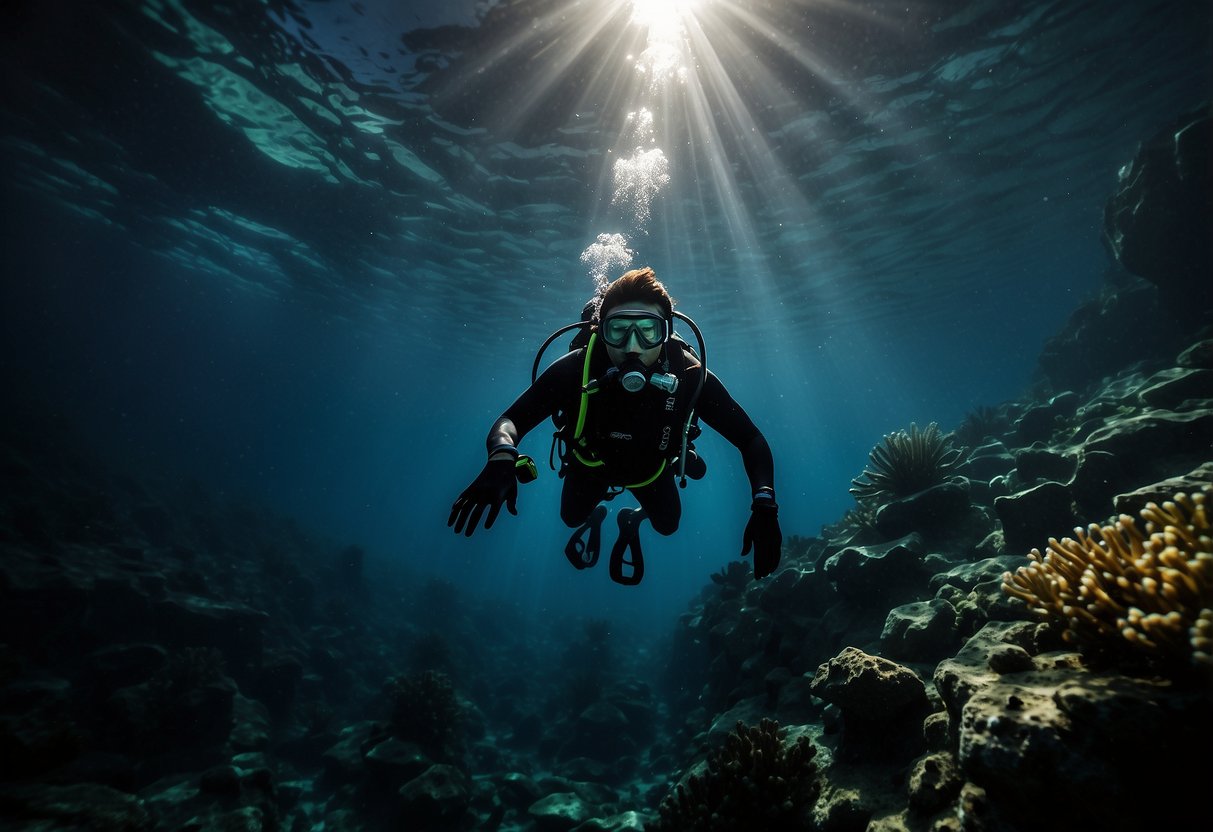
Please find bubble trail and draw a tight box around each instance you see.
[580,3,692,289]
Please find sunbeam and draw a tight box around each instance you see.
[423,0,901,284]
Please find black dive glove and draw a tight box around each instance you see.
[448,458,518,536]
[741,491,782,579]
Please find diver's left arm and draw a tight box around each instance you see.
[696,371,782,579]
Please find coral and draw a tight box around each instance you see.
[953,405,1007,449]
[823,499,882,546]
[1002,489,1212,670]
[709,560,749,593]
[849,422,965,503]
[648,719,819,831]
[387,670,463,761]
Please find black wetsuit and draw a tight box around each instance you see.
[494,338,775,535]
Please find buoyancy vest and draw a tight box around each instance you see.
[563,332,701,488]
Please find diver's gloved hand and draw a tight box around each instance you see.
[741,492,782,579]
[448,459,518,536]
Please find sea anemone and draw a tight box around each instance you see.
[849,422,965,503]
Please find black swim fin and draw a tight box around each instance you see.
[609,508,646,586]
[565,504,607,569]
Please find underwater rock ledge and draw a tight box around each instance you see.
[3,113,1213,832]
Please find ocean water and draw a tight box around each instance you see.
[1,0,1208,630]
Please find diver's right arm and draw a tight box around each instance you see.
[487,349,583,453]
[486,419,521,462]
[449,351,582,535]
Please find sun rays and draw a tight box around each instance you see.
[418,0,927,318]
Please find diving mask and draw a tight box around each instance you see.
[600,310,668,350]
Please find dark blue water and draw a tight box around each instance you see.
[2,0,1209,628]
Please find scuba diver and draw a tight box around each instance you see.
[447,267,782,585]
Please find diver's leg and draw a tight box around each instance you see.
[629,472,681,535]
[562,467,610,570]
[609,506,646,585]
[560,465,610,527]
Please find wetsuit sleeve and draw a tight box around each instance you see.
[694,370,776,495]
[484,350,583,453]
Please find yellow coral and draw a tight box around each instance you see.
[1002,488,1213,668]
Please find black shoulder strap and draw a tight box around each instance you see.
[667,336,701,376]
[568,300,597,352]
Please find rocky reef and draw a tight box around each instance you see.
[2,111,1212,831]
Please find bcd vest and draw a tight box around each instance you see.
[563,332,701,488]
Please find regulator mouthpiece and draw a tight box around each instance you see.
[620,370,649,393]
[619,369,678,394]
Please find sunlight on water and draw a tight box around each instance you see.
[628,0,703,37]
[575,0,841,313]
[629,0,700,90]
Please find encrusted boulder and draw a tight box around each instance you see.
[934,621,1041,721]
[142,762,279,831]
[496,771,545,810]
[1103,105,1212,319]
[1013,446,1077,486]
[229,694,271,752]
[364,737,432,784]
[1014,392,1080,444]
[0,782,153,831]
[994,482,1079,555]
[1112,462,1213,516]
[152,593,270,670]
[810,647,931,761]
[529,791,594,832]
[873,480,974,540]
[1068,449,1129,517]
[880,599,959,664]
[321,721,378,783]
[906,751,963,814]
[1034,280,1186,392]
[1178,339,1213,368]
[1137,367,1213,409]
[956,441,1014,483]
[0,676,79,778]
[822,534,930,607]
[959,671,1210,830]
[703,696,769,746]
[571,810,647,831]
[101,649,238,756]
[929,556,1023,596]
[397,764,471,825]
[1082,409,1213,485]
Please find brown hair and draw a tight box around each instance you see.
[596,267,676,323]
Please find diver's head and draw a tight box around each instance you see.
[595,267,675,370]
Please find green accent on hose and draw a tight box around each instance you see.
[574,332,596,441]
